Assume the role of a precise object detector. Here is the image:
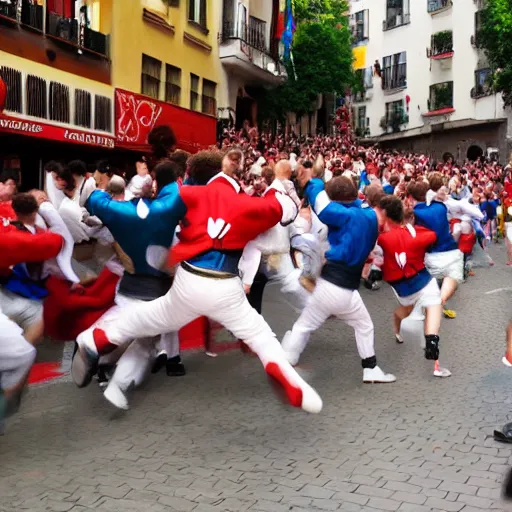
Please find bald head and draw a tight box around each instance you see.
[274,160,292,181]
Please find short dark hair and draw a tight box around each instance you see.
[325,176,358,203]
[187,150,222,185]
[407,180,429,202]
[67,160,87,177]
[168,150,190,178]
[389,174,400,187]
[380,195,404,224]
[0,168,20,184]
[44,161,63,174]
[154,161,178,192]
[428,172,444,192]
[303,160,313,169]
[148,125,177,159]
[12,193,38,216]
[55,167,76,192]
[96,160,114,176]
[365,183,385,208]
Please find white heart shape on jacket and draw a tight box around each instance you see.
[395,252,407,269]
[207,217,231,239]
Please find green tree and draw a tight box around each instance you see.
[257,0,354,124]
[479,0,512,105]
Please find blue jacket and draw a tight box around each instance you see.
[3,264,47,300]
[305,178,378,290]
[480,199,499,221]
[87,184,186,299]
[383,184,395,195]
[413,201,457,253]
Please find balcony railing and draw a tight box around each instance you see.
[21,4,43,31]
[0,5,109,59]
[383,13,410,31]
[382,63,407,90]
[471,84,492,99]
[222,20,268,54]
[0,2,17,20]
[428,0,452,14]
[428,31,453,58]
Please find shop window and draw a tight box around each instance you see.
[49,82,70,123]
[165,64,181,105]
[95,95,112,132]
[26,75,47,119]
[189,0,207,30]
[190,73,199,111]
[141,54,162,100]
[202,79,216,116]
[0,67,22,114]
[74,89,92,128]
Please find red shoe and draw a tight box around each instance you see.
[265,361,322,414]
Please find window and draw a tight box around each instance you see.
[357,106,367,129]
[165,65,181,105]
[189,0,207,29]
[384,99,407,131]
[202,79,216,116]
[190,73,199,111]
[473,11,483,47]
[0,67,22,114]
[352,10,369,44]
[428,81,454,111]
[382,52,407,90]
[429,30,453,57]
[95,96,112,132]
[141,54,162,100]
[26,75,47,119]
[427,0,451,14]
[74,89,92,128]
[248,16,266,50]
[472,68,492,98]
[383,0,410,30]
[353,67,373,101]
[49,82,70,123]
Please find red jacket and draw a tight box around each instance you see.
[378,224,436,282]
[0,223,63,274]
[0,201,15,221]
[170,174,285,265]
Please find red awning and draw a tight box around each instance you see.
[0,113,115,149]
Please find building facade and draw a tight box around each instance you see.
[0,0,218,189]
[217,0,287,129]
[349,0,512,162]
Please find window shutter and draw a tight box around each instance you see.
[199,0,207,27]
[363,9,369,39]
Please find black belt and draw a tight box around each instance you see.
[181,261,237,280]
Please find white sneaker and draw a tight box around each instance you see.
[363,366,397,383]
[281,331,301,366]
[503,356,512,368]
[434,367,452,378]
[103,382,129,410]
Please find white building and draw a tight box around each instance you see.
[349,0,511,162]
[217,0,287,129]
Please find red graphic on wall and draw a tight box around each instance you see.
[0,78,6,113]
[115,89,217,154]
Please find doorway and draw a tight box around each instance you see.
[467,144,483,161]
[235,96,254,130]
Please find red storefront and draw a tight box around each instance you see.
[114,89,217,153]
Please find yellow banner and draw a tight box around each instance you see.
[353,46,366,70]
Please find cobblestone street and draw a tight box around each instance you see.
[1,247,512,512]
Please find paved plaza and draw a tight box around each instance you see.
[1,246,512,512]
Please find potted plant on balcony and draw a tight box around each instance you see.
[433,30,453,55]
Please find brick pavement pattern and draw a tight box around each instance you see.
[1,246,512,511]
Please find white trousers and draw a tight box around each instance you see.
[0,310,36,390]
[100,266,289,369]
[93,294,179,392]
[286,278,375,361]
[262,253,310,310]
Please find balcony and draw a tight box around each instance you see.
[427,0,452,14]
[471,68,493,99]
[220,20,287,85]
[424,81,454,116]
[427,31,454,59]
[383,13,410,31]
[380,110,409,133]
[382,63,407,91]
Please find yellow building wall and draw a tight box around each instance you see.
[111,0,222,111]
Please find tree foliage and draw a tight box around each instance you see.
[257,0,354,123]
[479,0,512,105]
